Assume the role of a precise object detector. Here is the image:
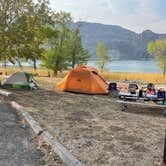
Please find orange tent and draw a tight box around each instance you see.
[56,66,109,94]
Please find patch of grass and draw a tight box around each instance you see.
[0,67,166,83]
[101,72,166,83]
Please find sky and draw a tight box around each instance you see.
[49,0,166,33]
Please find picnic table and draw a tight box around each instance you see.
[119,92,138,98]
[117,99,166,114]
[117,92,166,114]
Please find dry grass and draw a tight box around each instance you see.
[0,67,166,83]
[101,72,166,83]
[0,68,67,78]
[1,76,165,166]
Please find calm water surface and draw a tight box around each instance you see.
[1,60,160,73]
[88,60,160,73]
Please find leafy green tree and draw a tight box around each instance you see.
[147,38,166,75]
[66,28,90,68]
[41,47,67,76]
[24,0,53,70]
[96,42,111,72]
[0,0,33,67]
[0,0,53,70]
[41,12,72,76]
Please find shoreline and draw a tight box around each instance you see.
[0,67,165,84]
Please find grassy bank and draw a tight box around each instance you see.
[102,72,166,83]
[0,67,165,83]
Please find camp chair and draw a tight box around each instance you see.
[146,83,156,95]
[147,83,155,91]
[108,83,117,91]
[128,83,138,94]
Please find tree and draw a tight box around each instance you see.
[41,27,68,76]
[0,0,53,70]
[0,0,33,67]
[41,12,72,76]
[24,0,53,70]
[96,42,111,72]
[147,38,166,75]
[66,28,90,68]
[41,47,67,76]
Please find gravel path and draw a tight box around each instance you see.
[0,102,44,166]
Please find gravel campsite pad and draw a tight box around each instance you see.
[0,102,63,166]
[3,77,166,166]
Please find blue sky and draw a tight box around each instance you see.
[49,0,166,33]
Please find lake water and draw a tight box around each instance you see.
[1,60,160,73]
[88,60,160,73]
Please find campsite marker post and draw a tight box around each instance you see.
[163,131,166,165]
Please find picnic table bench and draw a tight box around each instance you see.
[117,100,166,114]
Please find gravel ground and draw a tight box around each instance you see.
[0,102,45,166]
[0,102,64,166]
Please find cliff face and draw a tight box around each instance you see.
[70,22,166,60]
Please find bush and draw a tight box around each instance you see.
[32,73,39,77]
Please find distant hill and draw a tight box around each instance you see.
[70,21,166,60]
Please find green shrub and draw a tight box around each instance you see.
[32,73,39,77]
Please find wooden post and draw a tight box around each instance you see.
[122,98,127,111]
[164,107,166,114]
[163,131,166,165]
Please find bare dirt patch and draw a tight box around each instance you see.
[0,102,64,166]
[2,77,166,166]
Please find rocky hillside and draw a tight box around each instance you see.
[70,22,166,60]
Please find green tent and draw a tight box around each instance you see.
[2,72,37,90]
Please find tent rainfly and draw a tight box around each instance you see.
[2,72,37,90]
[56,66,109,94]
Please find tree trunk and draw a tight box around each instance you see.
[33,59,37,71]
[48,71,50,77]
[18,60,23,71]
[72,59,75,68]
[163,64,166,76]
[72,53,76,68]
[53,70,57,77]
[3,60,7,75]
[101,62,105,73]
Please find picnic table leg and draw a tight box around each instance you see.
[163,98,166,115]
[164,107,166,115]
[121,101,127,111]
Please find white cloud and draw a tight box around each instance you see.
[50,0,166,33]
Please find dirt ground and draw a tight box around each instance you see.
[0,102,64,166]
[1,76,166,166]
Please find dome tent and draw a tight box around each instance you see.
[2,72,37,90]
[56,66,109,94]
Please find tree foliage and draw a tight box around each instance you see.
[0,0,33,64]
[0,0,52,69]
[65,28,90,68]
[0,1,90,75]
[96,42,111,72]
[41,12,71,76]
[147,38,166,75]
[41,12,90,76]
